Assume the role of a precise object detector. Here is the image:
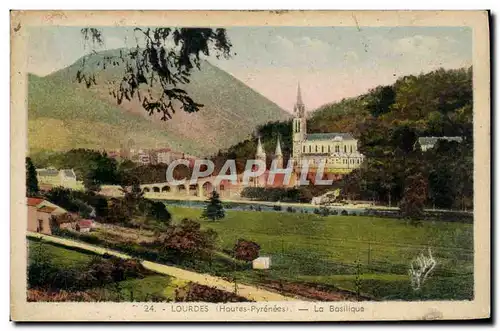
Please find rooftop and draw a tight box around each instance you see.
[306,133,355,141]
[37,206,56,213]
[418,136,463,145]
[36,168,59,177]
[27,197,44,207]
[62,169,76,178]
[78,219,93,228]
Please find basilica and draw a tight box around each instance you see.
[291,83,365,174]
[252,84,365,187]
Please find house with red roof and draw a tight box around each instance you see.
[76,219,94,233]
[27,197,67,235]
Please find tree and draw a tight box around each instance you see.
[365,85,395,118]
[202,190,225,221]
[233,239,260,262]
[105,198,131,224]
[161,218,218,260]
[79,27,232,120]
[399,173,428,220]
[83,171,101,192]
[26,157,39,197]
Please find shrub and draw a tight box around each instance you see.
[161,218,218,259]
[175,283,249,302]
[319,206,330,216]
[233,239,260,262]
[341,210,349,216]
[272,205,282,211]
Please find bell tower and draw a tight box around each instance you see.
[292,83,307,160]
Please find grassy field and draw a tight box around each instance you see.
[27,238,184,301]
[167,205,474,300]
[27,238,96,268]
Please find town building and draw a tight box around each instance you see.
[416,136,464,152]
[156,148,174,164]
[291,83,365,175]
[27,197,67,235]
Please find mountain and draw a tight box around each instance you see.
[28,49,290,157]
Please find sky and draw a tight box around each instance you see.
[27,26,472,112]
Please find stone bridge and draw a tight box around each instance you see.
[139,176,236,198]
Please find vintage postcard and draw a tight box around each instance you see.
[10,10,490,321]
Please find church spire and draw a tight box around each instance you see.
[275,135,283,157]
[256,136,266,160]
[294,82,305,117]
[296,82,303,105]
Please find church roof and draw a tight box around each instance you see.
[306,133,355,141]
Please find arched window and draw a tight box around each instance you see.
[335,146,339,153]
[309,146,312,153]
[350,146,353,153]
[328,145,331,153]
[321,146,324,153]
[344,145,347,153]
[303,146,306,153]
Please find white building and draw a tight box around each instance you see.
[36,167,80,189]
[252,256,271,270]
[417,136,463,152]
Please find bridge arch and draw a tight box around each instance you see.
[178,184,187,195]
[201,181,214,196]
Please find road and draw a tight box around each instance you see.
[27,232,300,302]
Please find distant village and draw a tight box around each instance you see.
[105,146,199,167]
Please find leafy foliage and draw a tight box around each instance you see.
[160,218,218,259]
[233,239,260,262]
[241,187,313,203]
[399,173,428,220]
[26,157,39,197]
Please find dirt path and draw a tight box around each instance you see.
[27,232,300,302]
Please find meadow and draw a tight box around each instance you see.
[168,205,474,300]
[27,238,187,301]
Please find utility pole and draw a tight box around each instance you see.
[367,243,371,266]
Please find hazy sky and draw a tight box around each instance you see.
[27,26,472,112]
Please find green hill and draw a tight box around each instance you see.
[28,49,290,156]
